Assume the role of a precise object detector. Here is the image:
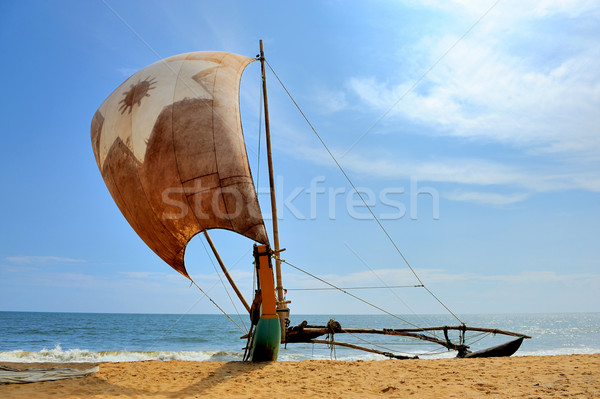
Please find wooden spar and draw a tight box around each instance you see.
[299,328,464,351]
[297,326,530,339]
[310,339,415,360]
[259,40,286,310]
[292,326,530,351]
[203,231,251,313]
[382,326,532,339]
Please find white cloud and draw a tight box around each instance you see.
[444,190,530,205]
[267,1,600,207]
[283,137,598,190]
[418,0,598,19]
[5,256,86,264]
[478,270,600,283]
[347,42,600,158]
[272,128,600,206]
[531,0,599,17]
[285,266,600,288]
[341,153,524,186]
[280,265,600,314]
[334,0,600,165]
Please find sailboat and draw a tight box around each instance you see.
[91,41,530,361]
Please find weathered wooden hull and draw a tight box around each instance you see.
[459,337,525,358]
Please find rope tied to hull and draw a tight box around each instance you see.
[325,319,341,359]
[443,325,471,357]
[276,256,439,337]
[189,279,246,333]
[443,326,451,351]
[327,319,342,334]
[200,237,248,332]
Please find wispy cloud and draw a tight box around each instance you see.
[419,0,599,19]
[330,0,600,169]
[346,42,600,159]
[5,256,86,264]
[277,137,599,197]
[443,190,530,205]
[476,270,600,284]
[284,266,600,288]
[266,2,600,206]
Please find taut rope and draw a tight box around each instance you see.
[265,59,463,325]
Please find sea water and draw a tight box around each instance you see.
[0,312,598,362]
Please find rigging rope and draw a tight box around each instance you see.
[265,59,463,325]
[340,0,502,158]
[276,256,437,336]
[200,238,248,332]
[342,328,408,356]
[326,319,338,359]
[463,331,491,347]
[345,242,429,327]
[144,291,209,353]
[149,249,253,346]
[286,285,422,291]
[189,279,246,334]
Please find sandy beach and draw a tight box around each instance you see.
[1,354,598,398]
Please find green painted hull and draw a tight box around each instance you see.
[249,317,281,361]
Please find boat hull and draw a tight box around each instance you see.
[459,337,525,358]
[249,317,281,361]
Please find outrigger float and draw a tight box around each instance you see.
[91,41,531,361]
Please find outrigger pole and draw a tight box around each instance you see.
[259,40,290,340]
[287,321,531,359]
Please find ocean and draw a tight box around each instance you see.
[1,312,598,363]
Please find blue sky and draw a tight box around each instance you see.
[1,0,598,317]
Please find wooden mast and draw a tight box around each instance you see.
[259,40,289,338]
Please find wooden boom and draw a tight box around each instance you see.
[297,327,464,351]
[381,326,531,339]
[287,322,531,353]
[311,339,417,360]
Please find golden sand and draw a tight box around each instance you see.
[1,354,599,398]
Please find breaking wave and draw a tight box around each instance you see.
[1,343,597,363]
[0,344,244,363]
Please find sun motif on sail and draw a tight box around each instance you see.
[118,77,157,114]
